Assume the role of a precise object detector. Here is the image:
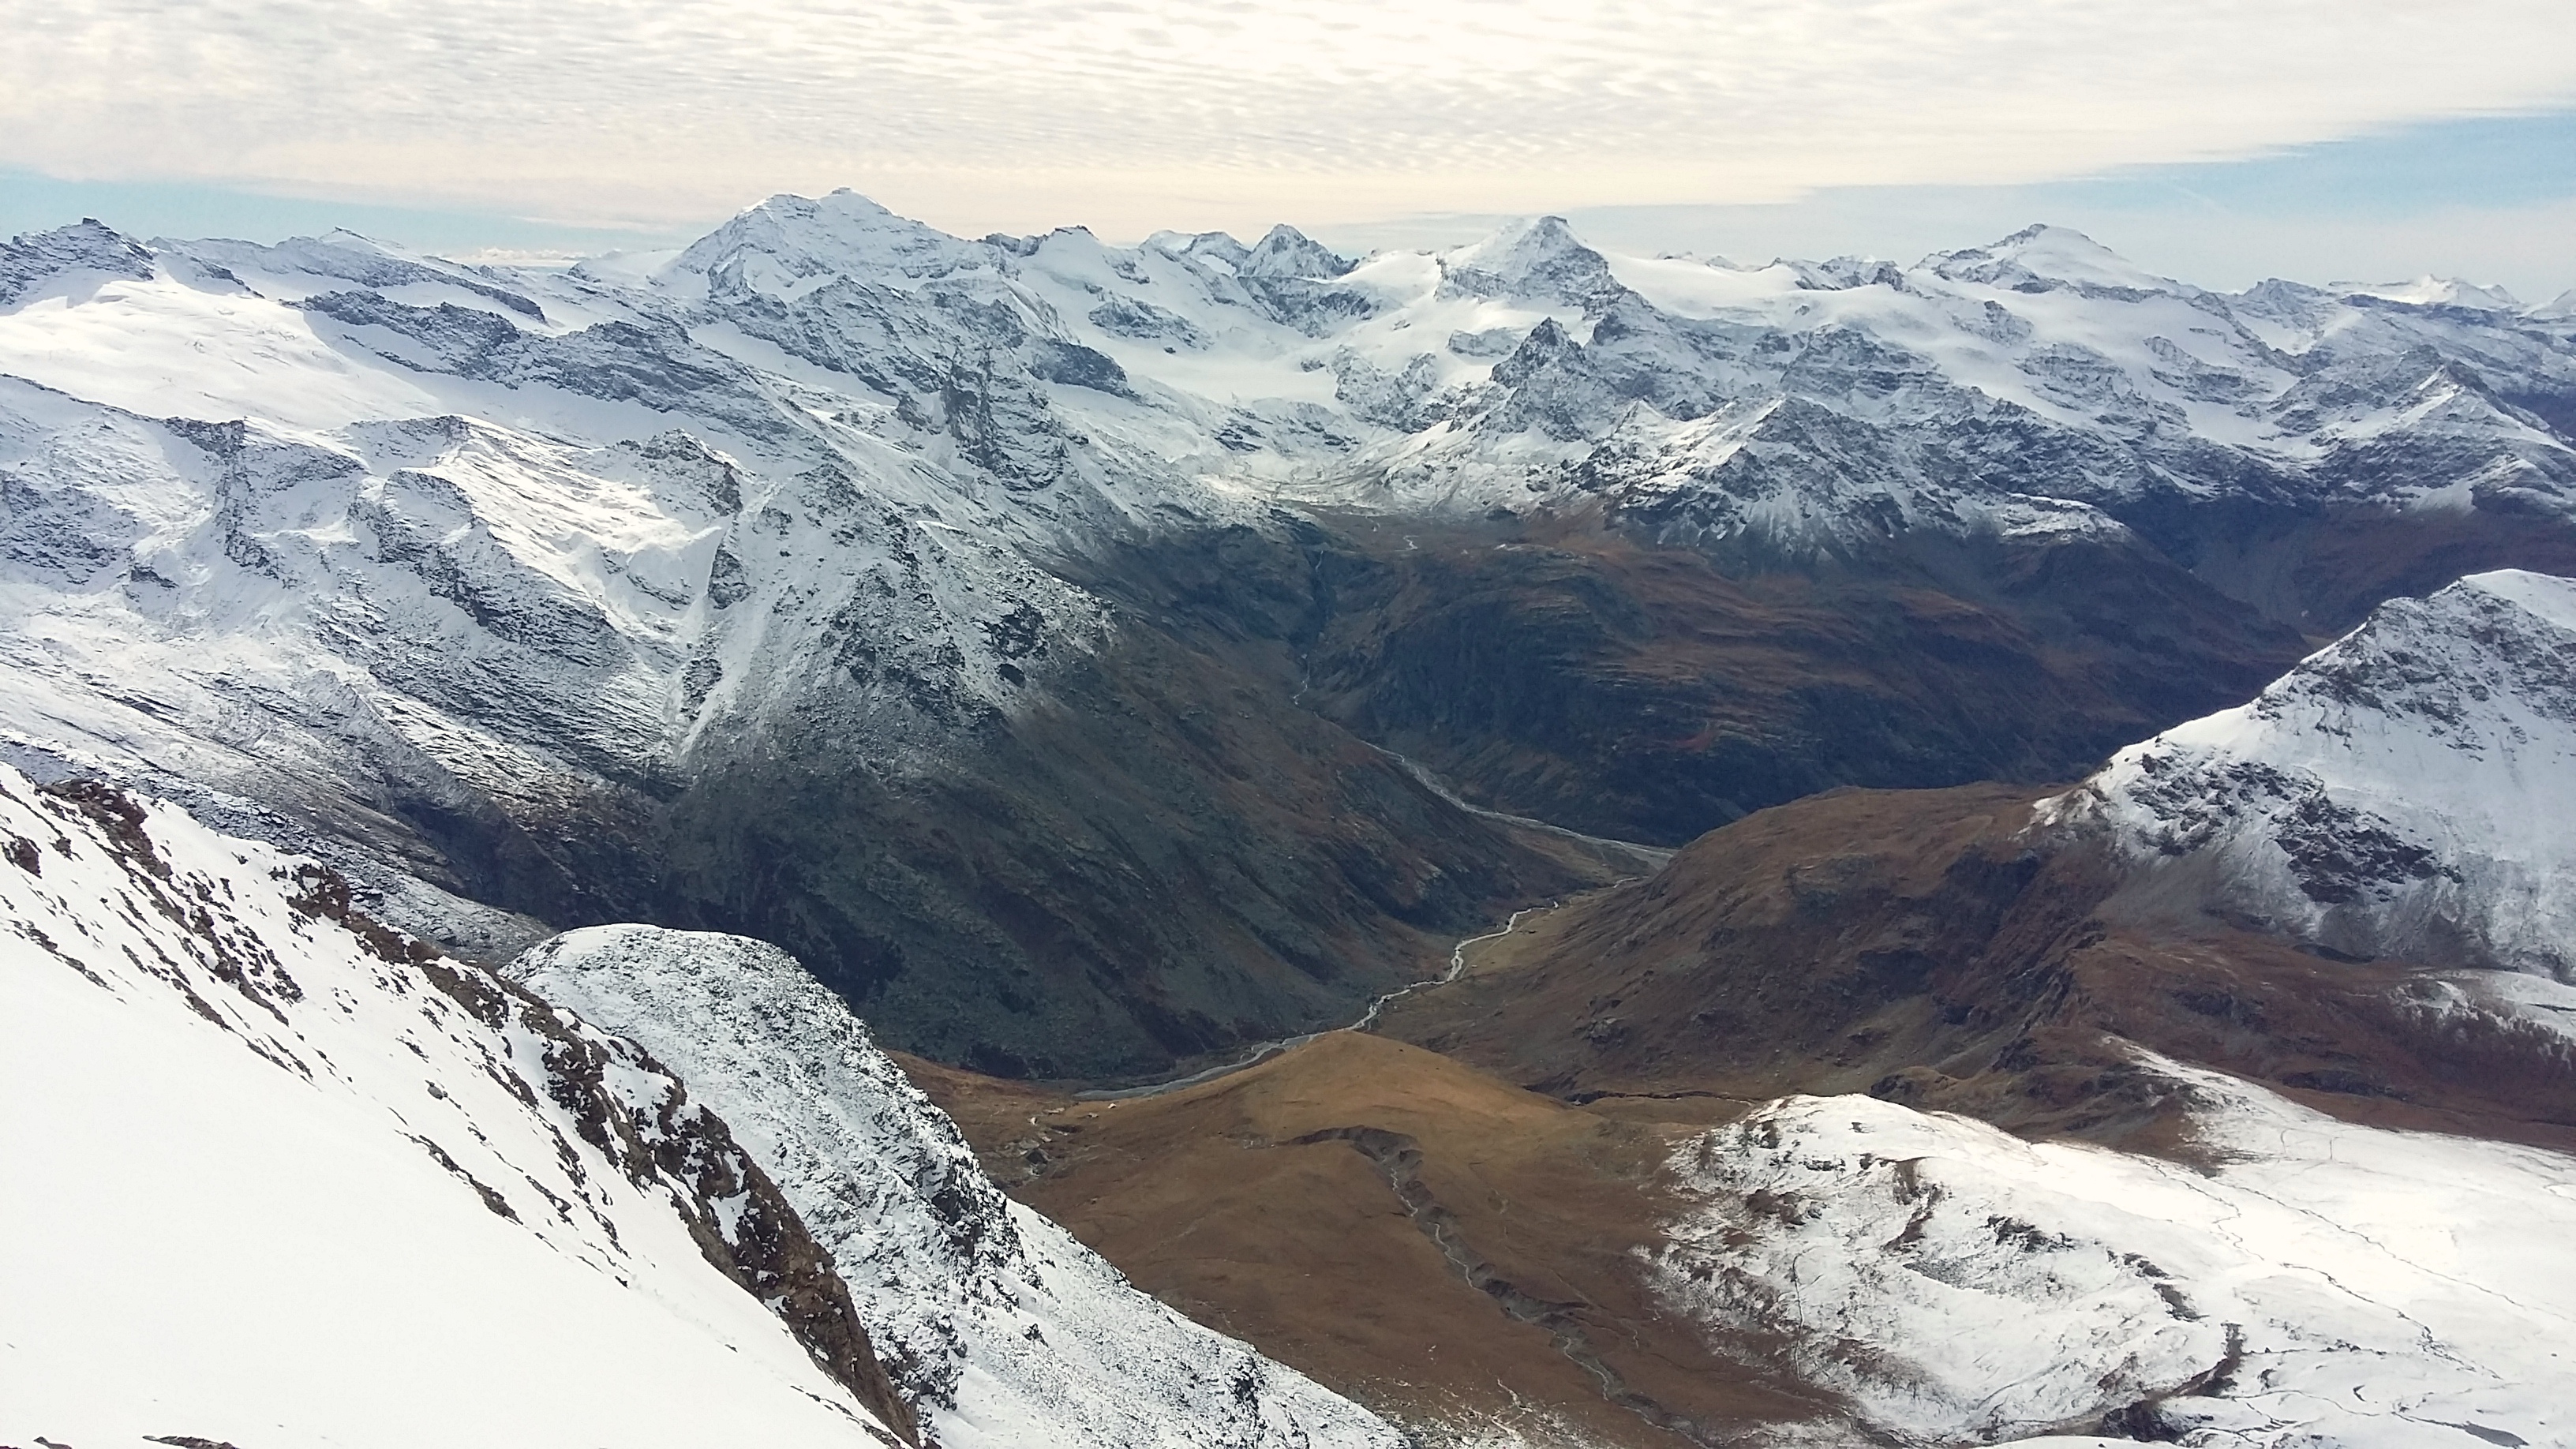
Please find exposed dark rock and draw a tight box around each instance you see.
[0,219,156,305]
[419,953,919,1441]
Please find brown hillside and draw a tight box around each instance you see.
[901,1032,1840,1449]
[1377,783,2576,1153]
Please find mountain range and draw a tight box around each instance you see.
[6,193,2576,1449]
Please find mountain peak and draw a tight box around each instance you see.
[2461,566,2576,633]
[1443,215,1615,305]
[1927,223,2179,298]
[2080,567,2576,973]
[0,217,156,306]
[668,189,985,294]
[2336,274,2524,312]
[1240,223,1352,281]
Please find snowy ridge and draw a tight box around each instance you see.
[512,923,1409,1449]
[0,763,909,1447]
[2057,569,2576,975]
[1644,1058,2576,1448]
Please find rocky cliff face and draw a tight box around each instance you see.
[511,923,1407,1449]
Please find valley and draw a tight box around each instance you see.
[912,571,2576,1447]
[7,193,2576,1449]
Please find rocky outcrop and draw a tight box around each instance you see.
[417,948,915,1440]
[512,923,1408,1449]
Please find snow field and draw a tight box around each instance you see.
[0,765,901,1448]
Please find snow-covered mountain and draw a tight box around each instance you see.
[1319,560,2576,1446]
[2057,568,2576,975]
[513,924,1406,1449]
[2,193,2571,1073]
[1619,571,2576,1443]
[1,764,1404,1447]
[1371,222,2576,555]
[0,762,912,1447]
[1646,1057,2576,1448]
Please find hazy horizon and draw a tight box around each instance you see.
[8,110,2574,305]
[5,0,2574,298]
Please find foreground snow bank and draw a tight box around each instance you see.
[514,923,1410,1449]
[1645,1058,2576,1448]
[0,766,906,1448]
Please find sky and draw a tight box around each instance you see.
[2,0,2571,297]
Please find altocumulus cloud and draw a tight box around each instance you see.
[2,0,2571,238]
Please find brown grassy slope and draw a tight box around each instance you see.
[898,1032,1837,1449]
[1376,783,2576,1154]
[897,781,2576,1447]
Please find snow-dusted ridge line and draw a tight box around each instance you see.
[511,923,1409,1449]
[2051,567,2576,976]
[1646,1055,2576,1449]
[0,763,912,1447]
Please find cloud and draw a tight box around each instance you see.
[3,0,2572,238]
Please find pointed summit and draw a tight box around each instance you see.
[668,189,987,294]
[0,218,155,307]
[1239,224,1353,281]
[1926,223,2181,298]
[1489,315,1584,387]
[1441,215,1616,306]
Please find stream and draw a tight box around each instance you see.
[1074,904,1551,1102]
[1073,748,1669,1102]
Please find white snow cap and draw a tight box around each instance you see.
[1650,1059,2576,1447]
[2076,569,2576,974]
[1926,223,2186,294]
[2335,275,2525,312]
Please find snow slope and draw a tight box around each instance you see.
[0,763,908,1448]
[2061,569,2576,975]
[513,923,1409,1449]
[1645,1058,2576,1448]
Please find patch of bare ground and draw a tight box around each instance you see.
[898,1032,1843,1448]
